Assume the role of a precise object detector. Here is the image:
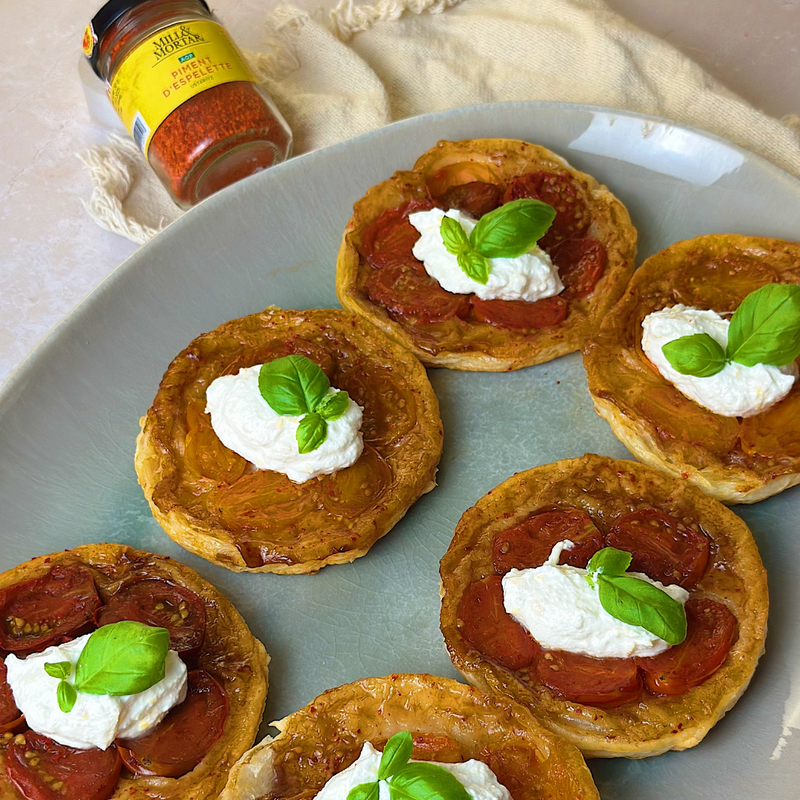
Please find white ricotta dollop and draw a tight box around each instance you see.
[206,365,364,484]
[315,743,511,800]
[5,632,187,750]
[641,304,797,417]
[502,540,689,659]
[408,208,563,302]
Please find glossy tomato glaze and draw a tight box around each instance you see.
[439,456,768,754]
[584,237,800,478]
[354,172,606,343]
[0,546,267,800]
[145,310,439,570]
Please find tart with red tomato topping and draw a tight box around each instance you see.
[135,307,442,574]
[439,455,768,758]
[220,673,599,800]
[336,139,636,370]
[583,234,800,503]
[0,543,269,800]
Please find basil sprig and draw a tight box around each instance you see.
[662,284,800,378]
[347,732,470,800]
[258,355,351,454]
[44,621,170,714]
[586,548,687,646]
[439,199,556,285]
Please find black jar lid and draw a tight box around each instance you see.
[83,0,211,76]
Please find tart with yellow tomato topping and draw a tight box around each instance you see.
[439,455,768,758]
[220,673,599,800]
[583,234,800,504]
[135,308,443,574]
[336,138,637,370]
[0,543,268,800]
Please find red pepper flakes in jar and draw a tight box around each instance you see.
[84,0,293,208]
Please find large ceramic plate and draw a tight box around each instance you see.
[1,103,799,799]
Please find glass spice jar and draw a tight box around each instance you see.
[84,0,293,208]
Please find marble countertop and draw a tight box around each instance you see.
[1,0,798,387]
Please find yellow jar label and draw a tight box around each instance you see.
[108,19,256,156]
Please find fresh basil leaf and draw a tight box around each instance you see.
[470,199,556,258]
[727,283,800,367]
[259,355,331,416]
[296,412,328,454]
[661,333,727,377]
[316,390,350,422]
[56,680,77,714]
[388,764,471,800]
[597,574,687,646]
[347,782,381,800]
[75,621,169,696]
[457,251,490,285]
[378,731,413,780]
[440,216,471,256]
[44,661,72,680]
[587,547,632,578]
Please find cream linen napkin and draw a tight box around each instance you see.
[81,0,800,244]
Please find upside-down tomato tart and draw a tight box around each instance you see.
[439,455,768,758]
[220,674,599,800]
[336,138,637,370]
[0,543,268,800]
[584,234,800,504]
[135,308,443,574]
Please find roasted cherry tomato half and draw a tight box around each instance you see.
[471,295,568,330]
[549,237,607,300]
[536,649,643,708]
[433,181,502,218]
[607,509,710,588]
[95,577,206,654]
[6,731,121,800]
[456,576,538,671]
[493,509,604,574]
[116,670,228,778]
[638,599,737,695]
[0,656,23,733]
[0,566,101,654]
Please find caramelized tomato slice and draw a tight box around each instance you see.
[321,444,392,515]
[457,577,538,671]
[6,732,121,800]
[95,578,206,654]
[360,200,432,271]
[673,253,778,312]
[638,599,737,695]
[0,566,101,654]
[337,363,418,446]
[633,382,740,458]
[434,181,502,218]
[493,509,604,574]
[365,261,471,324]
[607,509,710,588]
[536,649,642,708]
[549,237,607,299]
[116,670,228,777]
[471,295,568,330]
[425,162,502,198]
[184,399,247,484]
[740,387,800,458]
[0,657,22,733]
[502,172,590,249]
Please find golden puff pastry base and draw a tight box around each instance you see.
[337,138,637,371]
[439,455,768,758]
[0,543,269,800]
[136,308,443,574]
[584,234,800,504]
[220,673,599,800]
